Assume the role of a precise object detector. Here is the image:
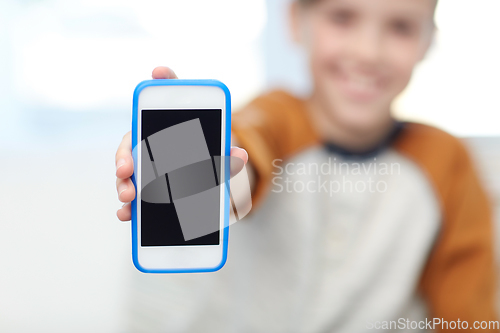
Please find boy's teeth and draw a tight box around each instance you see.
[342,73,381,98]
[349,74,377,86]
[348,76,376,90]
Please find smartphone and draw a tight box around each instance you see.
[131,79,231,273]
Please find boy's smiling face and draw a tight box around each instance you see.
[292,0,436,132]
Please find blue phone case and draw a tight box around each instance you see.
[131,79,231,273]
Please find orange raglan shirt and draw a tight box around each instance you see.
[232,90,498,332]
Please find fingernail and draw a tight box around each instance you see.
[118,183,128,197]
[116,158,126,171]
[241,148,249,161]
[235,147,249,162]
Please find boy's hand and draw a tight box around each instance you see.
[115,66,248,221]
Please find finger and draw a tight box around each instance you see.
[117,202,131,221]
[116,131,134,179]
[230,147,248,177]
[116,177,136,203]
[152,66,178,79]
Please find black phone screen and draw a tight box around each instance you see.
[140,109,222,246]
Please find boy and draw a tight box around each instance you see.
[115,0,498,331]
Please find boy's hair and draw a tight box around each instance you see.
[296,0,438,26]
[297,0,319,5]
[298,0,438,7]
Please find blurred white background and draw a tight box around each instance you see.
[0,0,499,332]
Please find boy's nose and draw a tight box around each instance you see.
[350,25,383,66]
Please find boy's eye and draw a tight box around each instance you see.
[389,19,416,36]
[327,9,355,26]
